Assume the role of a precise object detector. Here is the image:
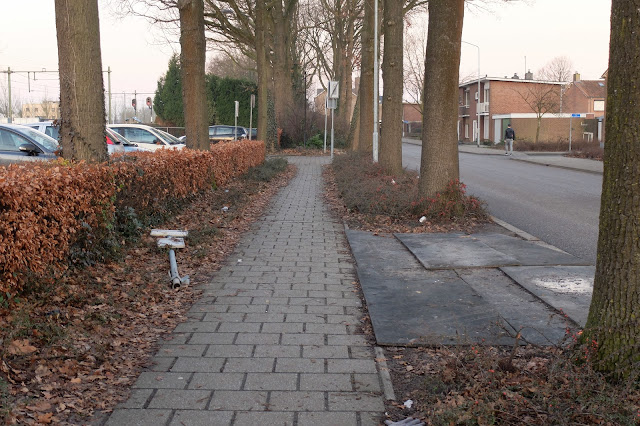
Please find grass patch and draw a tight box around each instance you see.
[243,157,289,182]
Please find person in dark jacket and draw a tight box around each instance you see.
[504,124,515,155]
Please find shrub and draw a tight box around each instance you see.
[306,133,324,149]
[0,140,266,294]
[332,152,487,222]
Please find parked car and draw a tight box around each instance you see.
[248,128,257,140]
[209,125,247,142]
[0,124,60,166]
[106,128,149,153]
[25,120,60,141]
[108,124,186,151]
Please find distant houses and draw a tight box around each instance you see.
[458,72,606,144]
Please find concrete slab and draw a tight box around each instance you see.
[395,233,518,269]
[474,233,591,266]
[357,269,515,345]
[396,232,588,269]
[347,231,516,345]
[500,266,595,327]
[457,269,576,345]
[344,231,424,271]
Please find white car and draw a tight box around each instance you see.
[26,121,128,155]
[24,121,60,140]
[108,124,186,151]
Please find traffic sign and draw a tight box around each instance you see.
[328,81,340,99]
[571,113,582,117]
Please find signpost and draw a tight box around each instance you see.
[249,94,255,141]
[234,100,240,140]
[326,84,339,159]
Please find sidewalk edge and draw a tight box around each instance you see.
[490,216,570,254]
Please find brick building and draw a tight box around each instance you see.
[459,72,607,144]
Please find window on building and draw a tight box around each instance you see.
[464,91,469,106]
[484,88,490,103]
[594,100,605,111]
[464,123,469,138]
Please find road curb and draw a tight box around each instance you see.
[507,157,603,175]
[375,346,397,401]
[491,216,571,254]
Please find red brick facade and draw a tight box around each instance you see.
[458,77,605,144]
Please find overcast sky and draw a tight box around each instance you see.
[0,0,611,109]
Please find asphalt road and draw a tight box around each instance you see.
[402,143,601,263]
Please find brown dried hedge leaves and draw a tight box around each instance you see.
[0,140,266,294]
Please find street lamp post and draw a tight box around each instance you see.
[462,41,481,147]
[373,0,379,162]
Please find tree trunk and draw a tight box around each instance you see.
[54,0,107,162]
[255,0,270,148]
[585,0,640,379]
[535,116,541,144]
[347,94,361,150]
[379,0,403,175]
[418,0,463,198]
[269,0,297,138]
[179,0,209,151]
[357,0,375,153]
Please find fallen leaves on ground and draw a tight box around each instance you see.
[0,164,296,425]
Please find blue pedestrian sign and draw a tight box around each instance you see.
[571,113,581,117]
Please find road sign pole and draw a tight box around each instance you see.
[324,96,328,153]
[331,106,335,160]
[569,115,572,152]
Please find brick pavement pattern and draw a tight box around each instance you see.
[105,156,385,426]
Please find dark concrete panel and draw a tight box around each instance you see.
[500,266,594,327]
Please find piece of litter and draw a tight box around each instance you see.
[404,400,413,409]
[222,206,229,212]
[237,259,242,263]
[419,216,427,223]
[391,179,396,184]
[225,189,229,192]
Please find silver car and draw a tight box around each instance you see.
[0,124,60,166]
[108,124,186,151]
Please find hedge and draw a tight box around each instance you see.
[0,140,265,294]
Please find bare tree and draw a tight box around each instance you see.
[55,0,108,162]
[419,0,464,198]
[302,0,363,137]
[207,51,257,83]
[0,81,23,119]
[585,0,640,379]
[403,18,427,117]
[537,55,574,82]
[513,83,562,143]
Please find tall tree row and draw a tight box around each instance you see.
[179,0,210,151]
[379,0,404,174]
[585,0,640,379]
[54,0,108,162]
[356,0,376,153]
[419,0,464,197]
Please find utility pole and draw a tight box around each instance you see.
[107,66,112,124]
[372,0,379,162]
[7,67,12,123]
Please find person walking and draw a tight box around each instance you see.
[504,123,515,155]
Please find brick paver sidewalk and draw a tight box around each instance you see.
[105,156,385,426]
